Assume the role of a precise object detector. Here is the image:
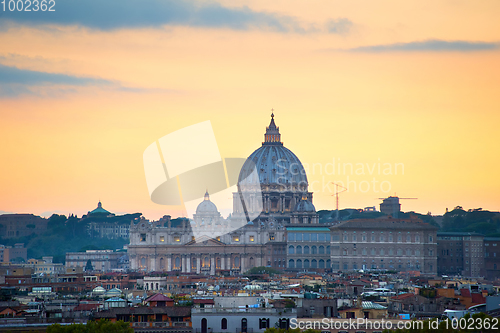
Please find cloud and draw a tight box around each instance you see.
[0,0,304,32]
[348,40,500,52]
[326,18,353,35]
[0,63,112,97]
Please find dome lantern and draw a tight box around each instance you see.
[263,112,282,145]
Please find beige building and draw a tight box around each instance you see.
[330,217,438,274]
[0,243,27,263]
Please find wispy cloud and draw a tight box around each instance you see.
[0,63,112,97]
[326,18,353,35]
[348,40,500,52]
[0,0,303,32]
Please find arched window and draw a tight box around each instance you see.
[304,246,310,254]
[175,257,181,269]
[234,256,240,268]
[296,246,302,254]
[326,246,331,254]
[311,246,317,254]
[140,257,146,268]
[296,259,302,269]
[201,318,208,333]
[288,245,294,254]
[311,259,317,268]
[159,258,165,270]
[319,259,325,268]
[203,256,209,267]
[326,259,331,268]
[304,259,310,269]
[221,318,227,330]
[241,318,248,333]
[319,246,325,254]
[289,259,295,268]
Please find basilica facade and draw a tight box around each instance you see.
[128,114,322,273]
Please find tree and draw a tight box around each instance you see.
[85,259,94,271]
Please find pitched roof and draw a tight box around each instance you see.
[471,293,485,304]
[460,289,471,297]
[391,293,415,301]
[145,293,173,302]
[362,301,387,310]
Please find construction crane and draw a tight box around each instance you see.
[331,182,347,221]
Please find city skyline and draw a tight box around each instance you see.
[1,1,500,220]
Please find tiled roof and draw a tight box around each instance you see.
[145,293,173,302]
[391,293,414,300]
[460,289,471,297]
[471,293,485,304]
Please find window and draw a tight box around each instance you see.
[233,235,240,242]
[303,233,310,241]
[319,246,325,254]
[159,236,165,242]
[296,246,302,254]
[249,235,255,242]
[174,236,181,242]
[269,234,275,241]
[221,318,228,330]
[140,234,146,242]
[288,233,295,241]
[304,246,310,254]
[289,259,295,268]
[311,246,317,254]
[259,318,270,329]
[289,245,294,254]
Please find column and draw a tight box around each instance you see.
[240,254,245,273]
[210,256,215,275]
[167,256,172,272]
[196,256,201,274]
[227,256,231,270]
[186,256,191,273]
[150,255,156,272]
[182,255,186,273]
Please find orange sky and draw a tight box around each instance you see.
[1,0,499,220]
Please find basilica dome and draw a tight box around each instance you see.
[238,114,308,188]
[196,191,218,214]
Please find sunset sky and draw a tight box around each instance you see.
[1,0,499,220]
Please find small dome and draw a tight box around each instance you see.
[196,191,218,214]
[294,197,316,213]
